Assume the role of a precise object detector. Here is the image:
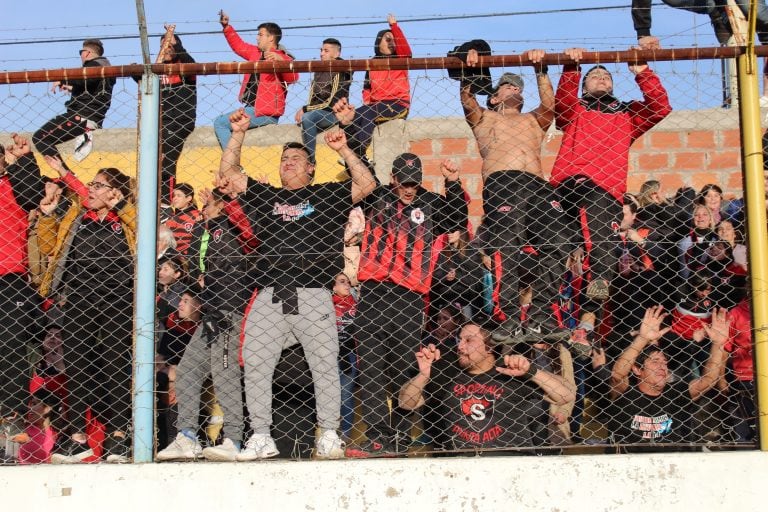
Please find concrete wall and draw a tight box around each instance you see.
[1,451,764,511]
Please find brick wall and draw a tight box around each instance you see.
[399,108,746,227]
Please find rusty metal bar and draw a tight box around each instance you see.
[3,46,768,84]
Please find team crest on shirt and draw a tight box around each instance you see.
[184,222,194,232]
[611,221,620,233]
[112,223,123,235]
[213,229,223,242]
[410,208,425,225]
[498,205,512,213]
[460,395,496,432]
[550,200,564,213]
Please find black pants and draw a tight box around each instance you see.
[0,274,41,415]
[355,281,424,440]
[159,112,195,204]
[556,175,623,286]
[482,172,570,323]
[32,113,89,159]
[62,292,133,434]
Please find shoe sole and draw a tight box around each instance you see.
[235,450,280,462]
[344,447,399,459]
[202,448,238,462]
[155,452,201,462]
[106,455,130,463]
[51,449,96,464]
[314,448,345,460]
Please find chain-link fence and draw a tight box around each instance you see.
[0,32,764,465]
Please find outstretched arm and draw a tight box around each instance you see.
[689,308,730,401]
[325,130,377,204]
[218,109,250,178]
[527,49,554,131]
[459,48,484,128]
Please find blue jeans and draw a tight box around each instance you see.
[300,109,338,163]
[213,106,278,149]
[339,352,358,438]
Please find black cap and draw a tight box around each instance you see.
[392,153,423,185]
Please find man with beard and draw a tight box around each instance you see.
[399,322,574,452]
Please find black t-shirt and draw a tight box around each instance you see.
[241,179,352,288]
[607,380,692,446]
[423,360,547,450]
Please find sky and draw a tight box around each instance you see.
[0,1,736,132]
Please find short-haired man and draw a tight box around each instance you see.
[399,322,575,452]
[213,11,299,149]
[33,39,115,163]
[551,46,671,303]
[294,38,352,164]
[459,45,570,345]
[344,150,469,458]
[218,109,376,460]
[608,305,729,449]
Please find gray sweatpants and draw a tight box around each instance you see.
[242,287,340,434]
[175,312,245,443]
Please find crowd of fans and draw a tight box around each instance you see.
[0,9,761,464]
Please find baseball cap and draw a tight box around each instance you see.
[392,153,423,185]
[493,72,524,94]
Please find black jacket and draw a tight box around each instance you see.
[63,57,115,125]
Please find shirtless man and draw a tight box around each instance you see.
[461,46,570,345]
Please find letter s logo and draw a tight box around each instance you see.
[469,403,486,421]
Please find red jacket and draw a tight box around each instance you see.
[725,299,753,382]
[551,66,671,201]
[363,23,412,107]
[223,25,299,117]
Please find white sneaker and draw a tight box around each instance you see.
[315,430,345,460]
[155,432,203,461]
[73,131,93,162]
[236,433,279,461]
[202,437,239,462]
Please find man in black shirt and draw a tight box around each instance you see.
[218,109,376,461]
[608,305,729,448]
[399,322,574,452]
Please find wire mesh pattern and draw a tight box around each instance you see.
[0,33,761,465]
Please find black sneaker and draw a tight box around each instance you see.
[104,432,131,463]
[710,9,733,45]
[492,318,525,344]
[525,317,572,345]
[51,436,98,464]
[345,438,400,458]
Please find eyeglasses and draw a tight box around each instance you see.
[79,49,90,57]
[87,181,114,191]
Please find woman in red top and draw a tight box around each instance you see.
[334,14,411,159]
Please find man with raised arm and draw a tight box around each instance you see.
[217,109,376,461]
[459,45,570,345]
[213,11,299,149]
[608,305,729,449]
[551,46,671,304]
[399,321,575,452]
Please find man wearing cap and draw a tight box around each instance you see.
[459,47,570,346]
[345,154,468,458]
[551,47,671,304]
[33,39,115,165]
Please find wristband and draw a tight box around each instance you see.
[524,363,540,380]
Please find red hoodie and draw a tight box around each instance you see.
[223,25,299,117]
